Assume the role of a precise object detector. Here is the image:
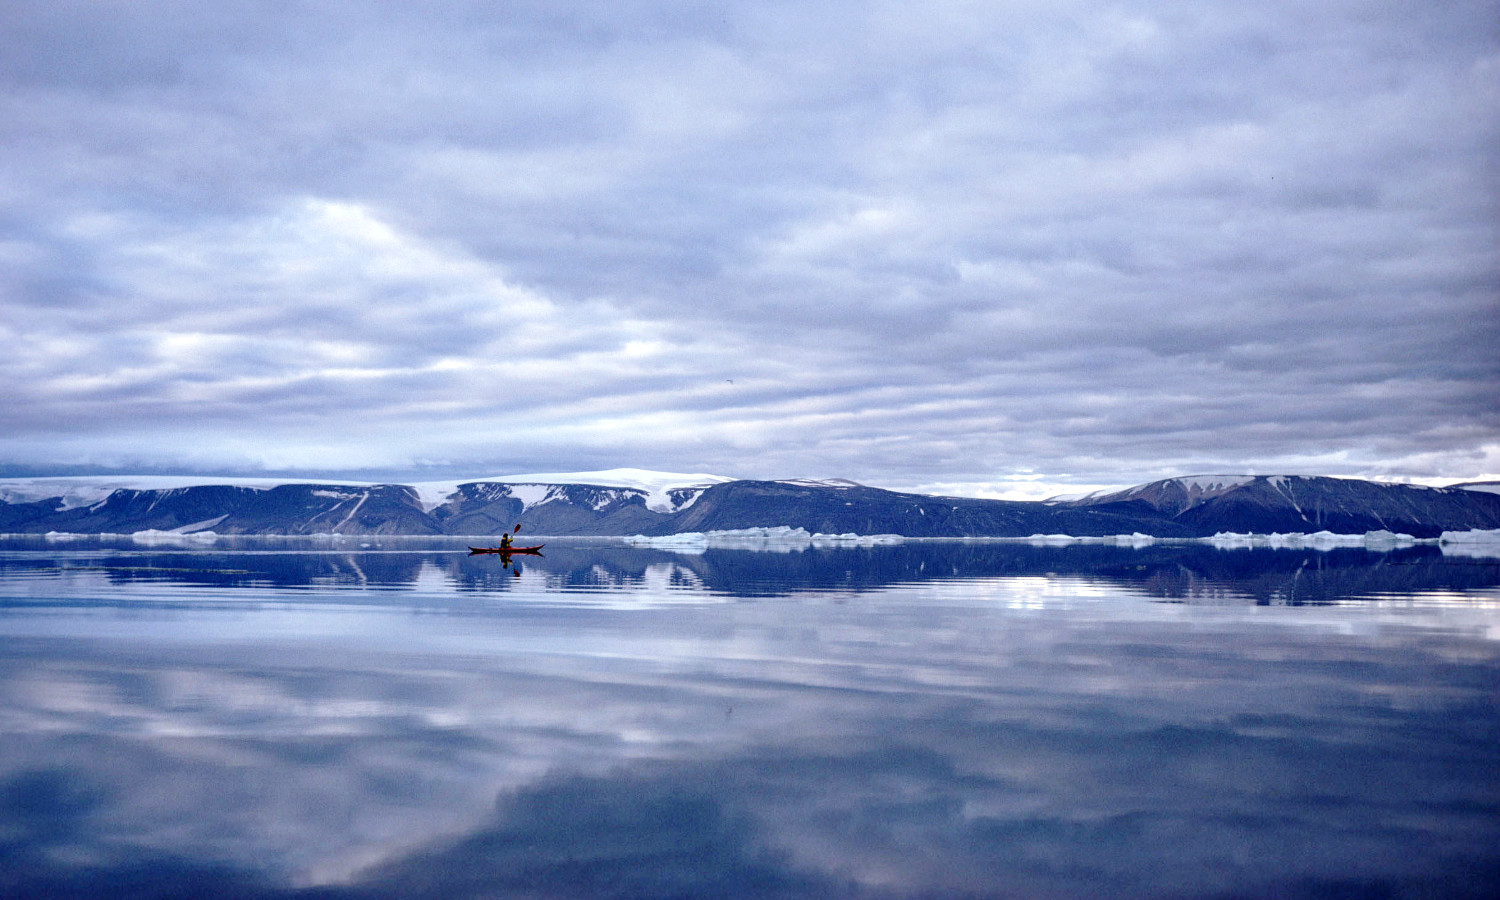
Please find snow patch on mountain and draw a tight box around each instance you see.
[410,468,732,514]
[0,469,735,518]
[1054,474,1258,507]
[312,489,363,500]
[484,468,732,492]
[1176,474,1257,492]
[505,484,553,510]
[528,470,731,513]
[132,514,229,536]
[0,476,372,510]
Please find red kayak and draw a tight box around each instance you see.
[468,544,544,555]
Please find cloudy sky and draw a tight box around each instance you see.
[2,1,1496,498]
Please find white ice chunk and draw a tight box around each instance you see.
[1440,528,1500,543]
[1207,530,1422,550]
[1026,534,1082,545]
[1438,529,1500,559]
[131,530,220,545]
[625,526,903,552]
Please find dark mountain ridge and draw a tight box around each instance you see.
[1053,475,1500,538]
[1,474,1497,538]
[655,480,1202,538]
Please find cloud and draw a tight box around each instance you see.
[1,0,1496,490]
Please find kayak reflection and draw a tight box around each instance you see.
[468,524,543,575]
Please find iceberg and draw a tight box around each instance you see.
[1439,528,1500,544]
[1207,530,1422,550]
[626,533,709,554]
[131,529,220,546]
[1026,534,1083,545]
[1438,528,1500,559]
[625,527,904,553]
[1021,533,1157,547]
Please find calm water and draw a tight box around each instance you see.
[0,535,1496,899]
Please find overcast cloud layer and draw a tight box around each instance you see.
[2,1,1497,498]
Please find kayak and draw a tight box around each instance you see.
[468,544,544,555]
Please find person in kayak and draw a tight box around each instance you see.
[499,524,519,550]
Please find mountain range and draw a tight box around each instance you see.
[2,470,1498,539]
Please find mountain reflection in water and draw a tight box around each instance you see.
[4,535,1498,605]
[0,536,1496,898]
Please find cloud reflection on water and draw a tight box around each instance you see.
[0,540,1496,897]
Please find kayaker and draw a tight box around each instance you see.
[500,524,519,550]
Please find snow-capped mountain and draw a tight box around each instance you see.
[2,471,1498,538]
[0,481,436,536]
[1051,474,1500,537]
[1055,475,1256,514]
[0,475,372,510]
[0,470,746,537]
[410,469,733,514]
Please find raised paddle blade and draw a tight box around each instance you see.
[513,524,521,534]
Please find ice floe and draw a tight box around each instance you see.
[1437,528,1500,559]
[1022,533,1158,547]
[130,529,221,546]
[1207,530,1421,549]
[624,526,904,553]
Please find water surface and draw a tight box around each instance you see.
[1,536,1496,898]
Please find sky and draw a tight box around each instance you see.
[2,1,1497,500]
